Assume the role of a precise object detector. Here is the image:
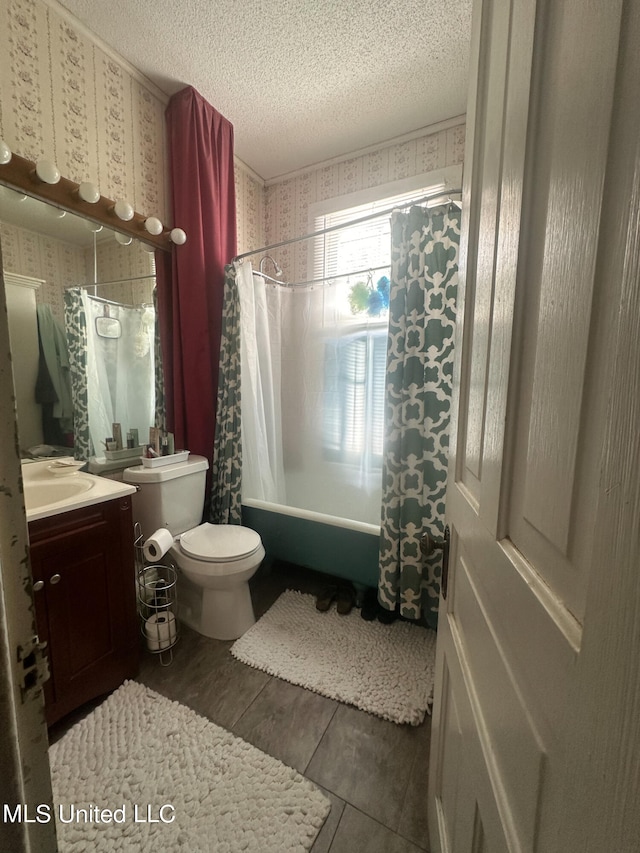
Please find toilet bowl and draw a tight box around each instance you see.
[122,455,265,641]
[172,523,264,640]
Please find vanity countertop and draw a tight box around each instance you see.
[22,457,135,522]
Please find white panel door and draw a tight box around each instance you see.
[428,0,640,850]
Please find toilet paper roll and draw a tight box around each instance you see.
[144,611,177,651]
[143,528,174,562]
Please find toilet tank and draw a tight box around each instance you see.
[122,455,209,537]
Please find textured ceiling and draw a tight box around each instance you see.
[57,0,473,182]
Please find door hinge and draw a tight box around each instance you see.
[17,635,50,703]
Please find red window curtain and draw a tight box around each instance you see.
[157,86,237,469]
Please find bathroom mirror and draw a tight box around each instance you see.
[0,177,158,457]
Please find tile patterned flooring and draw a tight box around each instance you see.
[53,561,433,852]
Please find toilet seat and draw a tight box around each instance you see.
[179,522,262,563]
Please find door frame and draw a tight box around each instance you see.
[0,261,57,852]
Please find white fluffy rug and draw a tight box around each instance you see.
[231,590,437,726]
[49,680,330,852]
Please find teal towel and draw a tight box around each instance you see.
[36,304,73,428]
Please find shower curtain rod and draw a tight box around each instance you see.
[84,294,134,308]
[82,294,153,310]
[261,263,391,289]
[232,188,462,262]
[254,270,286,286]
[64,274,156,290]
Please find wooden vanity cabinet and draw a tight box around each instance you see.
[28,496,139,726]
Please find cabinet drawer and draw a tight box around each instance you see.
[28,496,131,545]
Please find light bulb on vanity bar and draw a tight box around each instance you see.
[35,159,61,184]
[78,181,100,203]
[170,227,187,245]
[113,199,134,221]
[0,140,11,165]
[144,216,163,236]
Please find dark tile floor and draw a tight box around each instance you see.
[52,561,433,852]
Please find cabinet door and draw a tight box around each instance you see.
[30,499,138,725]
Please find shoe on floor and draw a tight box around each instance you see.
[336,584,356,615]
[315,585,338,612]
[360,587,379,621]
[377,604,398,624]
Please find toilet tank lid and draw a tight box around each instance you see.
[122,454,209,483]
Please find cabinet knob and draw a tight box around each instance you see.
[50,573,61,585]
[33,580,44,592]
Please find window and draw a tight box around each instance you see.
[312,186,442,290]
[323,328,387,465]
[311,173,455,467]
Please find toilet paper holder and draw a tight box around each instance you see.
[136,563,179,664]
[135,524,178,666]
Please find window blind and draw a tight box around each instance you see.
[316,182,445,468]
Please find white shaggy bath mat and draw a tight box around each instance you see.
[49,680,330,852]
[231,590,437,725]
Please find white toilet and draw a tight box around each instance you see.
[123,455,264,640]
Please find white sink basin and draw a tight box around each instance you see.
[21,457,136,521]
[24,477,94,510]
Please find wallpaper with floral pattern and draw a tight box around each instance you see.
[261,122,465,281]
[0,1,464,298]
[235,162,266,257]
[234,123,465,261]
[0,218,154,322]
[0,0,167,216]
[0,219,86,320]
[0,0,165,322]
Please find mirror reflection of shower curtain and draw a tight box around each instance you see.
[63,287,90,459]
[236,262,286,503]
[82,292,155,453]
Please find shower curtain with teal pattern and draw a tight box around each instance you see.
[63,288,91,460]
[378,205,461,629]
[153,286,167,434]
[210,264,242,524]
